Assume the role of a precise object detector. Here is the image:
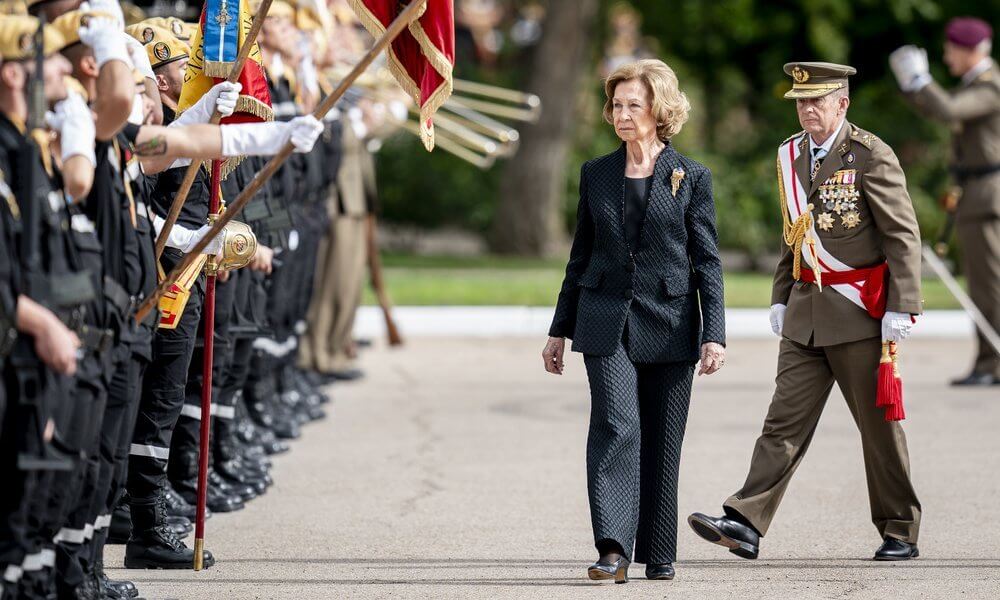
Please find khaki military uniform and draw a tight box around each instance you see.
[301,124,371,373]
[724,121,924,543]
[907,61,1000,378]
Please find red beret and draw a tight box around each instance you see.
[945,17,992,48]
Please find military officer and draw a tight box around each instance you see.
[687,62,925,562]
[890,17,1000,386]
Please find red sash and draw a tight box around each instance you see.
[800,262,889,319]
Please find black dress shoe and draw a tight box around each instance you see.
[645,563,675,580]
[951,372,1000,386]
[329,368,364,381]
[587,555,630,584]
[687,513,760,559]
[874,537,919,561]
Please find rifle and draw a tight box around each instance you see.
[365,214,402,346]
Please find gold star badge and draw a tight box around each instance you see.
[841,211,861,229]
[817,212,835,231]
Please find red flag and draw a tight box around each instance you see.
[348,0,455,150]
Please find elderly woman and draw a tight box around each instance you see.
[542,59,726,583]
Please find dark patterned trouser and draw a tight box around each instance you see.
[583,341,694,565]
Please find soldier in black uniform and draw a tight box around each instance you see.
[0,15,102,599]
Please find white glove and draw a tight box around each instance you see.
[46,92,96,168]
[220,115,324,156]
[78,16,131,69]
[769,303,786,337]
[80,0,125,29]
[889,45,931,92]
[151,214,224,255]
[881,311,914,343]
[170,82,242,127]
[124,33,154,80]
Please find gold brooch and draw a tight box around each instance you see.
[817,212,835,231]
[841,211,861,229]
[671,168,685,197]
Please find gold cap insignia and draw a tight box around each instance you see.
[792,66,809,83]
[153,41,170,62]
[142,27,154,43]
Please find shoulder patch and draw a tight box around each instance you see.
[781,130,805,146]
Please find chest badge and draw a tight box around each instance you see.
[841,210,862,229]
[816,212,835,231]
[671,168,685,198]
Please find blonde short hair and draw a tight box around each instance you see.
[603,59,691,140]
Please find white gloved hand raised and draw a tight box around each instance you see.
[769,303,786,337]
[169,82,242,128]
[881,311,914,343]
[78,16,131,69]
[124,33,154,80]
[46,92,96,168]
[219,115,324,157]
[889,45,931,92]
[80,0,125,29]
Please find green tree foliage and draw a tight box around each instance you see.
[375,0,999,260]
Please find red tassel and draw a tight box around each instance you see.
[876,342,895,409]
[885,342,906,422]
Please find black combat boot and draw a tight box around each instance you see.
[124,494,214,570]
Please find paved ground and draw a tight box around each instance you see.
[106,336,1000,599]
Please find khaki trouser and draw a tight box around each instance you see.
[301,214,367,373]
[957,217,1000,377]
[724,337,922,543]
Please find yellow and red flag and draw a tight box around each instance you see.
[178,0,273,175]
[348,0,455,151]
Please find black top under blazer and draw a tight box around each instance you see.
[548,142,726,362]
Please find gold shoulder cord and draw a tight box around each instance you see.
[776,155,821,290]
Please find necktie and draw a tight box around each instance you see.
[811,147,826,181]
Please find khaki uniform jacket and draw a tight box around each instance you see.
[907,62,1000,220]
[771,122,923,347]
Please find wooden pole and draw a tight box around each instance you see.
[135,0,428,324]
[154,0,275,260]
[192,160,222,572]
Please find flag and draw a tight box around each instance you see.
[178,0,273,176]
[348,0,455,151]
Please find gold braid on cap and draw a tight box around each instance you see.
[776,156,821,289]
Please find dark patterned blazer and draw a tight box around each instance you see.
[548,142,726,362]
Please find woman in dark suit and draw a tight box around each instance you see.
[542,59,726,583]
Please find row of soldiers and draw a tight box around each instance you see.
[0,0,390,598]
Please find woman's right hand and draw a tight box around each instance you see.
[542,336,565,375]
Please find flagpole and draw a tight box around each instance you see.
[154,0,275,261]
[134,0,429,324]
[193,159,222,572]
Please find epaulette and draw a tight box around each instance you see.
[849,126,878,149]
[781,130,805,146]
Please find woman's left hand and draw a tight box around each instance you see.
[698,342,725,376]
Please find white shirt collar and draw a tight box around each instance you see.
[962,57,993,86]
[808,118,846,158]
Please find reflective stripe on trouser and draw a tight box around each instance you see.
[169,272,238,484]
[582,339,694,564]
[127,257,205,502]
